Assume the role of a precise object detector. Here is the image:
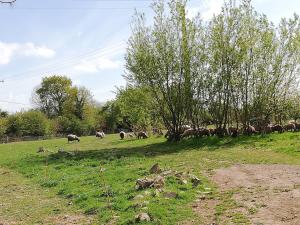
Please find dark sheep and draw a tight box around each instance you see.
[284,123,296,132]
[209,128,216,136]
[137,132,148,139]
[67,134,80,143]
[215,127,229,137]
[243,125,257,135]
[228,127,239,137]
[197,128,211,137]
[295,123,300,131]
[120,131,126,140]
[272,124,284,133]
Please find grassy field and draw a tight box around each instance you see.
[0,132,300,224]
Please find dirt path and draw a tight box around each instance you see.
[0,167,94,225]
[210,164,300,225]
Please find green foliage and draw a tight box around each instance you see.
[115,86,159,131]
[125,0,300,138]
[5,111,49,137]
[34,75,72,118]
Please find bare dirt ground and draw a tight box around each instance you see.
[206,164,300,225]
[0,167,93,225]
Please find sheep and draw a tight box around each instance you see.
[152,128,163,136]
[120,131,126,140]
[215,127,229,137]
[243,125,257,135]
[197,128,211,137]
[137,131,148,139]
[284,123,296,132]
[295,123,300,131]
[228,127,239,137]
[209,128,216,136]
[264,124,273,134]
[272,124,284,133]
[181,128,196,139]
[67,134,80,143]
[96,131,105,138]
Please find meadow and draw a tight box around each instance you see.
[0,132,300,224]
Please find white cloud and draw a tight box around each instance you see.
[74,42,125,73]
[188,0,223,20]
[0,41,55,65]
[75,57,121,72]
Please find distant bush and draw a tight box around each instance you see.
[6,111,49,137]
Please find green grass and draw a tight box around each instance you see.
[0,132,300,224]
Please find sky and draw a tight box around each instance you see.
[0,0,299,112]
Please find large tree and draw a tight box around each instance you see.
[33,75,72,118]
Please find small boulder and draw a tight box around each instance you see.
[149,163,162,174]
[135,212,151,222]
[136,178,154,190]
[152,176,165,189]
[190,175,202,187]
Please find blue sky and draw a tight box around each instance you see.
[0,0,299,112]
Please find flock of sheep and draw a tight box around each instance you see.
[66,122,299,143]
[178,122,300,139]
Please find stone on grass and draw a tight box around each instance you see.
[135,213,151,222]
[190,175,202,187]
[149,163,162,174]
[136,178,154,190]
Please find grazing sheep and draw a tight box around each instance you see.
[120,131,126,140]
[137,131,148,139]
[295,123,300,131]
[209,128,216,136]
[228,127,239,137]
[67,134,80,143]
[152,128,163,136]
[215,127,229,137]
[264,125,273,134]
[181,128,196,139]
[197,128,211,137]
[272,124,284,133]
[243,125,257,135]
[284,123,296,132]
[96,131,105,138]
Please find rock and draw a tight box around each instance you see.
[58,149,75,156]
[163,192,178,199]
[190,175,202,187]
[136,178,154,190]
[149,163,162,174]
[135,212,151,222]
[153,176,165,188]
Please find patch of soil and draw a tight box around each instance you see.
[211,164,300,225]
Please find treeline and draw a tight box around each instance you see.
[125,0,300,140]
[0,75,137,138]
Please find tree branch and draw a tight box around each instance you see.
[0,0,16,4]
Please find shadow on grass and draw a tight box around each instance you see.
[40,134,271,164]
[14,133,275,169]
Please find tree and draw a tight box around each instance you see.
[125,0,196,141]
[33,75,72,118]
[115,86,160,131]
